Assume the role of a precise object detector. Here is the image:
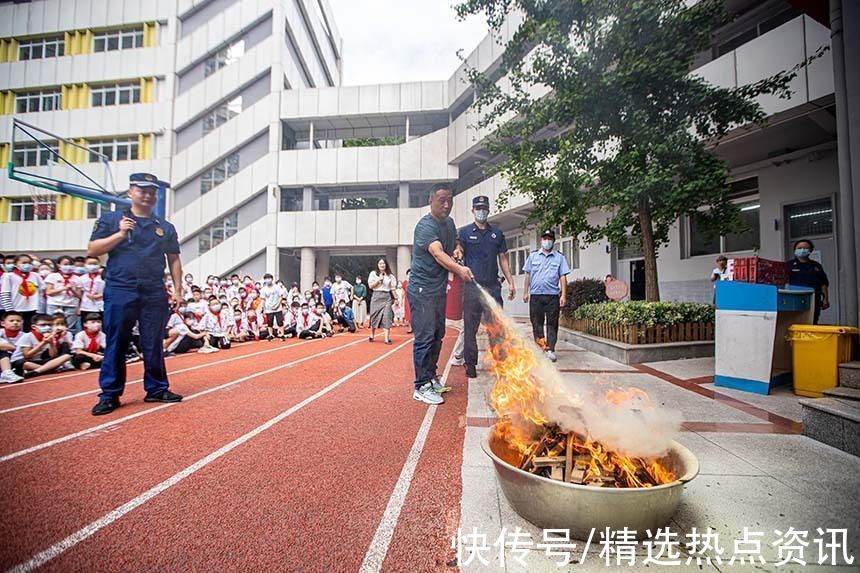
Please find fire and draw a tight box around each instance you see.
[480,295,676,488]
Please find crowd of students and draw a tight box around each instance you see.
[0,251,409,383]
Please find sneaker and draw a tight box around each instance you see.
[465,365,477,378]
[546,350,557,362]
[431,377,451,394]
[91,397,120,416]
[413,382,444,405]
[144,389,183,403]
[198,346,219,354]
[451,356,465,366]
[57,362,75,372]
[0,370,24,384]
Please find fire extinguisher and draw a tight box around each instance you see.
[446,269,464,320]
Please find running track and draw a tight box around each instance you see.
[0,329,465,572]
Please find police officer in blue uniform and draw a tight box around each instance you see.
[788,238,830,324]
[456,196,516,379]
[88,173,185,415]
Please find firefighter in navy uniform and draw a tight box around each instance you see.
[88,173,185,415]
[788,238,830,325]
[456,196,516,379]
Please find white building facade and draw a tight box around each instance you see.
[0,0,854,323]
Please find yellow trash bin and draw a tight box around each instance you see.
[787,325,859,398]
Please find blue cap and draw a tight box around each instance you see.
[129,172,160,188]
[472,195,490,208]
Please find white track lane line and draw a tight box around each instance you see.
[1,340,309,414]
[359,354,455,573]
[0,337,367,464]
[6,338,413,573]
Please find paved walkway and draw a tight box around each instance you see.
[460,334,859,572]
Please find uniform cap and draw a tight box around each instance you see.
[541,229,556,240]
[472,195,490,209]
[129,172,161,188]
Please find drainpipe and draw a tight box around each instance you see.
[831,0,859,326]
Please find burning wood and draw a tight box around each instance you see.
[513,424,671,488]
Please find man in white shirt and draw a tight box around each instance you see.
[296,303,322,339]
[259,273,287,339]
[331,274,352,307]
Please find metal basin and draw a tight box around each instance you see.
[482,424,699,539]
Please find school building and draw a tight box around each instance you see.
[0,0,858,324]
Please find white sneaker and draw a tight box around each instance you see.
[0,370,23,384]
[546,350,557,362]
[413,382,444,405]
[199,346,219,354]
[450,356,465,366]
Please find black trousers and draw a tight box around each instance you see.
[529,294,560,351]
[463,282,502,367]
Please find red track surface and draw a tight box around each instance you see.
[0,329,464,572]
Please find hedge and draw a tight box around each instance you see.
[565,278,609,310]
[569,301,714,327]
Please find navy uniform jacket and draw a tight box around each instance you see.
[457,223,507,287]
[788,258,829,297]
[90,210,180,293]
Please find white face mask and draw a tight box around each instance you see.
[86,323,101,332]
[542,239,554,251]
[474,209,489,223]
[210,304,222,313]
[263,279,273,286]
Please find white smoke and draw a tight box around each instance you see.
[477,286,681,459]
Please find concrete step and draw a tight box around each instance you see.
[839,361,860,389]
[823,386,860,401]
[800,397,860,457]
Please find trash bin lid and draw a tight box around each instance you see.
[787,324,860,334]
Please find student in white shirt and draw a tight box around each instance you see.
[36,261,53,314]
[260,273,287,339]
[0,310,25,383]
[44,255,81,332]
[182,273,195,300]
[225,274,241,301]
[331,275,352,307]
[315,302,335,337]
[187,288,208,319]
[11,313,73,377]
[245,308,261,339]
[167,310,211,354]
[200,297,232,349]
[71,314,106,370]
[296,303,322,339]
[74,256,105,320]
[711,255,732,283]
[230,308,250,343]
[0,254,42,330]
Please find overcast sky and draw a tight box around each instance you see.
[326,0,491,85]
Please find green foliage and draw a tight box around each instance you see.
[342,136,405,148]
[571,301,714,327]
[455,0,826,300]
[340,196,390,210]
[565,278,608,310]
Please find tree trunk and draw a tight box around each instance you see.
[638,198,661,302]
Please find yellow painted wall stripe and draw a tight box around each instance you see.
[0,198,9,223]
[143,22,156,48]
[0,143,9,166]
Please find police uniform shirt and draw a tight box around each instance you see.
[90,211,180,292]
[523,249,571,295]
[788,258,829,296]
[410,213,457,297]
[458,223,507,287]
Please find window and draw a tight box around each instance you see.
[688,199,761,256]
[203,40,244,77]
[202,96,242,134]
[787,199,833,238]
[93,27,144,52]
[91,82,141,107]
[86,201,104,219]
[714,8,799,57]
[88,136,139,162]
[9,197,56,221]
[12,141,60,167]
[279,188,302,212]
[14,89,62,114]
[200,153,240,194]
[507,234,531,275]
[18,36,65,60]
[616,235,643,261]
[198,211,239,254]
[558,232,580,270]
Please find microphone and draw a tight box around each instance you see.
[123,209,133,244]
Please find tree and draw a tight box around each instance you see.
[455,0,821,301]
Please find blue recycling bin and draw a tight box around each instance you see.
[714,281,815,395]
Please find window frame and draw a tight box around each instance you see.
[202,96,243,134]
[198,211,239,254]
[203,39,245,78]
[685,195,761,258]
[18,36,65,61]
[199,152,240,194]
[14,89,62,114]
[8,197,57,221]
[507,234,532,276]
[12,141,60,167]
[92,27,145,53]
[88,136,140,163]
[91,82,141,108]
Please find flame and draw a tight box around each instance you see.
[479,289,676,488]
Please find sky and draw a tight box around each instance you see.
[326,0,492,86]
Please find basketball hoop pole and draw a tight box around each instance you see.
[6,162,131,208]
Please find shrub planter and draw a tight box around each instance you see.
[559,302,715,364]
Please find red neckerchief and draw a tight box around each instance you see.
[12,269,36,300]
[31,328,44,342]
[235,317,243,329]
[60,273,73,287]
[87,272,100,294]
[85,329,101,353]
[3,328,19,339]
[211,310,222,328]
[247,314,257,324]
